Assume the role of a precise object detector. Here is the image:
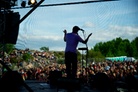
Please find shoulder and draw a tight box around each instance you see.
[66,33,73,36]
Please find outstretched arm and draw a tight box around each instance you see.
[82,33,92,44]
[63,30,67,42]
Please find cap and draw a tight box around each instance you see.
[105,66,110,71]
[72,26,80,33]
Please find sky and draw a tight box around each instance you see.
[12,0,138,51]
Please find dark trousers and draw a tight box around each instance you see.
[65,52,77,78]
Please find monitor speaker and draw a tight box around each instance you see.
[49,70,62,87]
[0,12,20,44]
[0,71,24,92]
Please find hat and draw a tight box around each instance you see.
[105,66,110,71]
[73,26,80,33]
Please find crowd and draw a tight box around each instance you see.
[0,49,138,91]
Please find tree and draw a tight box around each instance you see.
[131,37,138,58]
[57,58,64,64]
[40,46,49,52]
[53,51,64,59]
[93,37,138,59]
[22,53,33,62]
[0,44,15,54]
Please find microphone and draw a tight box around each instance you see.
[80,29,85,32]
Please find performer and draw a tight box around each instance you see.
[63,26,92,78]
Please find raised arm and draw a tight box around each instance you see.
[63,30,67,42]
[82,33,92,44]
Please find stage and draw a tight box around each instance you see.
[19,80,105,92]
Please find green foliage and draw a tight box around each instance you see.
[131,37,138,59]
[0,44,15,54]
[10,57,18,63]
[22,53,33,62]
[88,49,104,58]
[53,51,64,59]
[40,46,49,52]
[57,58,64,64]
[77,50,82,61]
[58,51,64,57]
[93,37,138,59]
[87,49,105,62]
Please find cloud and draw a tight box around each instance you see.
[91,25,138,44]
[16,35,65,51]
[82,21,95,28]
[109,25,138,35]
[31,35,62,41]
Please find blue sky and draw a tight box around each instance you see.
[13,0,138,51]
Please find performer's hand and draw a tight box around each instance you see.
[63,30,67,34]
[88,33,92,37]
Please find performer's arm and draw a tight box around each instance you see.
[82,33,92,44]
[63,30,67,42]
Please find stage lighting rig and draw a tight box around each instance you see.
[0,0,18,9]
[21,0,38,7]
[28,0,37,6]
[21,1,26,7]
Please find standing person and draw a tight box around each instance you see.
[63,26,92,78]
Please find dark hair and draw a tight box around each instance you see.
[72,26,80,33]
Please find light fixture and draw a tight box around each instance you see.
[0,0,18,9]
[28,0,37,6]
[21,1,26,7]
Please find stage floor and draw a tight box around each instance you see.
[19,80,107,92]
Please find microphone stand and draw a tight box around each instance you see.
[78,31,89,84]
[83,31,89,84]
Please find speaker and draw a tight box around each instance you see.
[0,71,24,92]
[125,74,138,92]
[0,12,20,44]
[49,70,62,87]
[92,73,111,90]
[57,77,81,91]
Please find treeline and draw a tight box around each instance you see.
[91,37,138,59]
[0,37,138,62]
